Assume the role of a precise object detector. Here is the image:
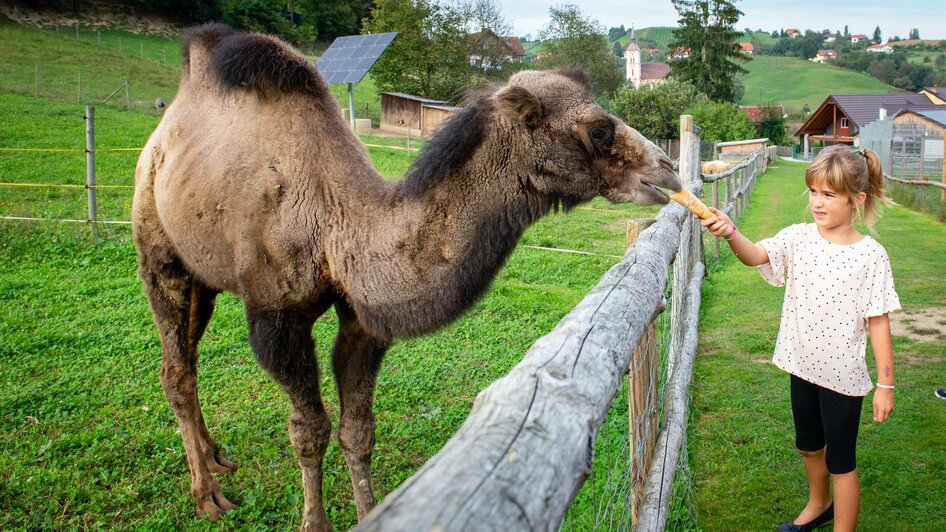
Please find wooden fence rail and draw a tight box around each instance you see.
[357,186,699,532]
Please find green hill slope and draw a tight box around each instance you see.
[738,55,902,111]
[615,26,675,48]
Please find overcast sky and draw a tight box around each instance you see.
[494,1,946,42]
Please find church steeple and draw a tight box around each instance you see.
[625,25,641,88]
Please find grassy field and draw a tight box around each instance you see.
[691,160,946,529]
[738,55,902,111]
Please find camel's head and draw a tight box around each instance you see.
[495,70,682,205]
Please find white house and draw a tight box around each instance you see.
[867,43,893,53]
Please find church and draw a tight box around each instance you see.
[624,29,671,89]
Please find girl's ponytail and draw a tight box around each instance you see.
[860,148,893,230]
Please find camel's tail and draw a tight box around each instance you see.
[181,23,328,99]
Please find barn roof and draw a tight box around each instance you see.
[641,63,670,80]
[382,92,449,104]
[898,109,946,128]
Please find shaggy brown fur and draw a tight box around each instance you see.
[133,24,682,530]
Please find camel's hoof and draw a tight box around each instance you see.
[208,453,239,474]
[195,487,238,521]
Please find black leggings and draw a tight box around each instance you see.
[790,374,864,475]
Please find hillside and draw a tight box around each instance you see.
[737,55,901,111]
[615,26,675,48]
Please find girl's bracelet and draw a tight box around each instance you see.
[725,224,738,241]
[876,383,895,390]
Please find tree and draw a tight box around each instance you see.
[770,30,778,39]
[909,28,920,40]
[684,99,755,143]
[756,105,787,145]
[537,5,623,99]
[936,54,945,68]
[363,0,469,100]
[873,26,882,43]
[844,25,849,37]
[608,25,627,42]
[610,80,700,139]
[299,0,373,41]
[668,0,749,102]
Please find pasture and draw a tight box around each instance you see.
[737,55,901,111]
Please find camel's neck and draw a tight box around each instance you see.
[336,138,552,340]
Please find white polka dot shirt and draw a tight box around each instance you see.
[757,223,901,396]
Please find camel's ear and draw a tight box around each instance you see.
[496,86,544,129]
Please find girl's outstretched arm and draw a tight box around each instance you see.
[869,313,895,423]
[701,207,770,266]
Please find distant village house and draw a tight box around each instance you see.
[468,29,527,70]
[810,49,837,63]
[796,92,944,157]
[738,42,754,54]
[786,28,801,38]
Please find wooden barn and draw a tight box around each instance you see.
[380,92,460,137]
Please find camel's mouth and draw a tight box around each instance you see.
[641,180,671,202]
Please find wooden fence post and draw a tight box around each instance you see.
[85,106,97,230]
[626,218,658,524]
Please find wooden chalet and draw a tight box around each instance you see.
[796,93,941,157]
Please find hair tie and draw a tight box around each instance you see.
[858,149,868,158]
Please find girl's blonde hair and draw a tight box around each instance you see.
[805,144,892,231]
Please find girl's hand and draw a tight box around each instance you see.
[873,388,894,423]
[701,207,737,239]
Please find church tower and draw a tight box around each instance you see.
[625,26,641,88]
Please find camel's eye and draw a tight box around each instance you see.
[586,125,613,157]
[591,128,608,141]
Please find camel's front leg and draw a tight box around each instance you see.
[333,302,390,520]
[248,309,333,531]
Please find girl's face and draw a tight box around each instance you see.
[807,180,864,232]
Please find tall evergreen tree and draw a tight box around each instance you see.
[873,26,882,43]
[667,0,749,102]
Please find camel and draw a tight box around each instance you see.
[701,160,732,175]
[132,23,683,530]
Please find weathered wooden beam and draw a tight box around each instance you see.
[635,260,705,531]
[356,193,699,532]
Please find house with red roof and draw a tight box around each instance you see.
[468,29,527,70]
[810,49,837,64]
[850,34,869,43]
[786,28,801,38]
[867,43,893,53]
[738,42,754,54]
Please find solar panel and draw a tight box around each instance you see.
[316,32,397,84]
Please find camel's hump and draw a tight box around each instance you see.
[182,23,327,98]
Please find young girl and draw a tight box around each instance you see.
[702,145,900,532]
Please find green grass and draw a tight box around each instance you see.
[0,16,182,113]
[904,49,946,68]
[738,55,903,112]
[691,160,946,529]
[740,30,779,46]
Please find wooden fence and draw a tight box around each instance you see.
[357,116,767,531]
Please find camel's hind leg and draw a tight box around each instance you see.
[138,252,238,521]
[332,301,390,520]
[248,308,332,531]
